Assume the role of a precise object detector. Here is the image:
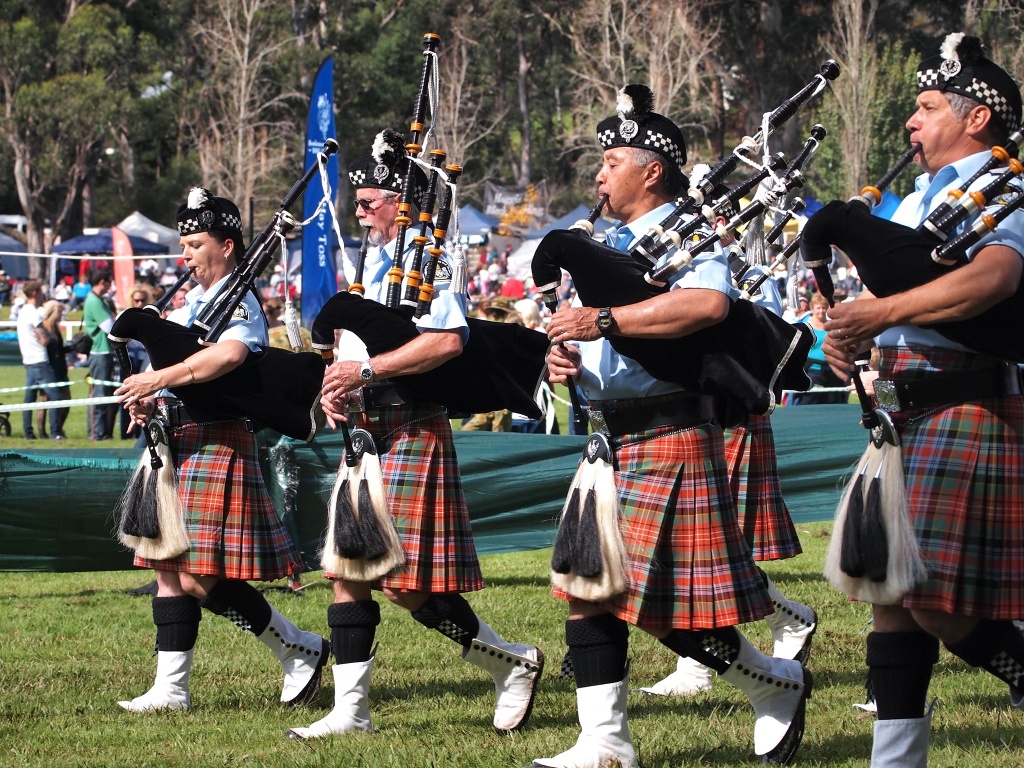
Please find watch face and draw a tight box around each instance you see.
[597,309,612,330]
[360,364,373,382]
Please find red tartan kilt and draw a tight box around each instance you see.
[324,406,484,594]
[134,421,303,581]
[723,414,802,562]
[882,346,1024,618]
[552,422,771,631]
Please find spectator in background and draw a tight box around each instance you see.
[70,274,92,310]
[39,300,70,439]
[52,277,73,306]
[83,269,117,440]
[788,293,848,405]
[16,280,61,440]
[0,269,9,308]
[462,297,519,432]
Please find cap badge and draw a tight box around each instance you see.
[619,119,639,141]
[199,210,215,228]
[939,58,961,79]
[373,163,390,183]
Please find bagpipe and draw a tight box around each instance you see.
[800,131,1024,362]
[107,144,338,442]
[530,62,852,418]
[630,61,840,268]
[311,33,548,419]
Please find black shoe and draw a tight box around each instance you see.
[25,432,36,440]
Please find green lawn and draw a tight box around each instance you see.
[3,528,1024,767]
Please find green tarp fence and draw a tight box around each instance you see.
[0,404,865,572]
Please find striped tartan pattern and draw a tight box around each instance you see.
[723,414,802,561]
[326,405,484,594]
[134,421,303,581]
[881,345,1024,618]
[552,422,771,631]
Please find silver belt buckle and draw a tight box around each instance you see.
[589,408,608,434]
[874,379,901,413]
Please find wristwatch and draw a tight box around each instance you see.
[359,360,375,384]
[595,307,615,336]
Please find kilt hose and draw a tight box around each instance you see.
[552,421,772,631]
[135,420,303,581]
[723,414,802,562]
[325,405,484,594]
[881,345,1024,618]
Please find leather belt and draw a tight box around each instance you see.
[358,383,410,411]
[155,399,237,429]
[874,364,1022,413]
[588,392,716,435]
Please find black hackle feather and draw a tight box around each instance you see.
[621,84,655,118]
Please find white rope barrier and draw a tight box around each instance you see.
[0,395,121,414]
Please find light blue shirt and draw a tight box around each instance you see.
[733,263,784,316]
[878,150,1024,351]
[167,275,267,351]
[575,201,733,400]
[359,235,468,340]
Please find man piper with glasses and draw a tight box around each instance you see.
[288,130,545,741]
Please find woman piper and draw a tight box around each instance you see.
[114,188,329,712]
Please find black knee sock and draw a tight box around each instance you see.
[199,579,272,635]
[153,595,201,652]
[328,600,380,664]
[659,626,739,674]
[946,619,1024,695]
[866,631,939,720]
[565,613,629,688]
[410,594,480,650]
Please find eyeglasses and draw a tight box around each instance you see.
[353,197,389,212]
[132,296,147,304]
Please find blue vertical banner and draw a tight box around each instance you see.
[301,57,339,326]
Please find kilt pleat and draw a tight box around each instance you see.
[553,423,771,631]
[724,414,802,561]
[134,421,303,580]
[882,346,1024,618]
[335,406,484,594]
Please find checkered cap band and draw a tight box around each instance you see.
[596,113,687,172]
[917,54,1022,132]
[177,211,242,236]
[347,153,422,194]
[175,192,243,239]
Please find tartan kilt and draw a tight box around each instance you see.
[881,345,1024,618]
[552,422,772,631]
[134,421,303,581]
[724,414,802,561]
[325,405,484,594]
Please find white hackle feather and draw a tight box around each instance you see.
[941,32,965,61]
[187,187,211,210]
[371,131,389,162]
[616,88,634,120]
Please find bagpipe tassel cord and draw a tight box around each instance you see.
[320,426,405,582]
[824,418,926,605]
[116,430,189,561]
[550,433,629,602]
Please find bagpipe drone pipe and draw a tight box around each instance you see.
[107,143,340,442]
[800,139,1024,362]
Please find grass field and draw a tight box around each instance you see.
[3,527,1024,768]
